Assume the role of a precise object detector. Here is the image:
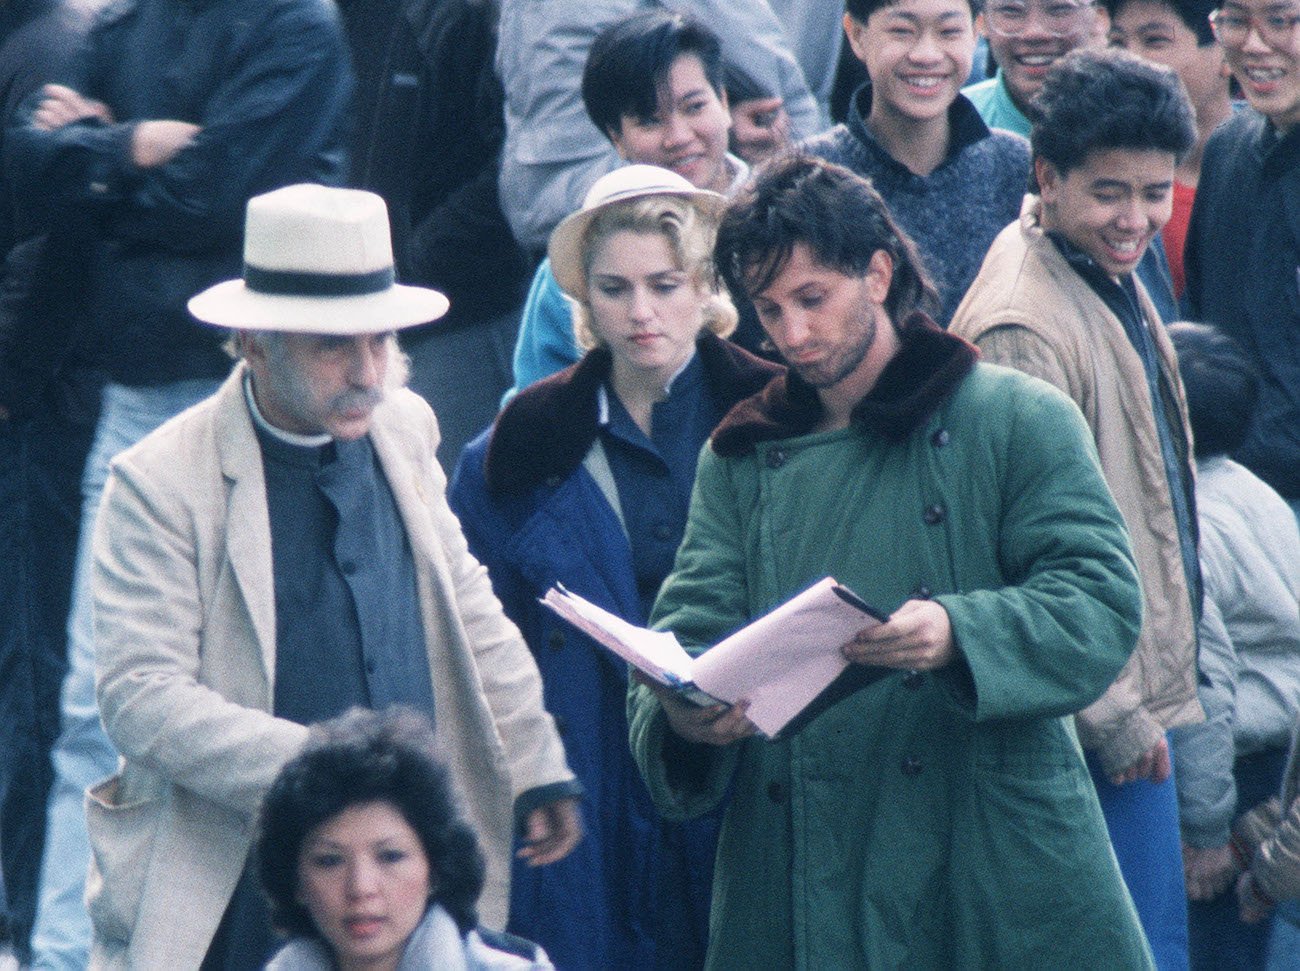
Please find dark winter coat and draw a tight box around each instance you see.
[7,0,352,387]
[449,332,779,970]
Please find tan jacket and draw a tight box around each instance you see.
[950,196,1202,776]
[86,366,574,968]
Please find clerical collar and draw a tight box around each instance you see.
[243,371,334,448]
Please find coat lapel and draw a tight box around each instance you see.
[214,365,278,687]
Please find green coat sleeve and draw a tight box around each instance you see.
[627,444,749,820]
[934,375,1144,723]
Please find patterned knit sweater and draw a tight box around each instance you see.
[803,84,1029,326]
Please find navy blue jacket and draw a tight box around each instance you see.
[1186,109,1300,501]
[449,333,780,971]
[6,0,352,387]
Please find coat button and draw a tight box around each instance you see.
[765,447,787,469]
[548,630,565,651]
[652,523,672,541]
[902,670,924,690]
[767,782,785,804]
[901,756,923,776]
[910,585,932,600]
[931,428,950,447]
[922,504,946,525]
[544,475,563,488]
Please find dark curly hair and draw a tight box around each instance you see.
[714,154,939,325]
[1028,48,1196,187]
[257,707,486,939]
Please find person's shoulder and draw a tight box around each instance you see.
[800,123,855,163]
[961,75,998,109]
[373,387,440,454]
[980,126,1031,165]
[264,935,333,971]
[469,926,555,969]
[1203,107,1266,166]
[112,385,226,480]
[955,360,1082,430]
[238,0,342,34]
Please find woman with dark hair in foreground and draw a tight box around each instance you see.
[257,707,552,971]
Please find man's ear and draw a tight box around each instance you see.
[866,249,895,305]
[1034,157,1061,203]
[843,12,871,65]
[235,330,264,365]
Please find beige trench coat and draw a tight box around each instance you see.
[86,365,574,968]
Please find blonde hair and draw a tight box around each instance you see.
[570,195,737,351]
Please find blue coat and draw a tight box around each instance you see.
[449,334,779,970]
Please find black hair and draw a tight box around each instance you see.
[1167,321,1259,458]
[1029,48,1196,182]
[714,154,938,323]
[846,0,981,24]
[257,707,486,939]
[582,10,725,141]
[1102,0,1217,45]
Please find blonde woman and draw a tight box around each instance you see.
[450,165,779,970]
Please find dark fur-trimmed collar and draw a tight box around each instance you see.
[711,315,978,457]
[484,332,782,495]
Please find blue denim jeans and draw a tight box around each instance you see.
[1088,735,1191,971]
[1269,900,1300,969]
[29,378,220,971]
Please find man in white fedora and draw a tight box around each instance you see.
[84,184,581,969]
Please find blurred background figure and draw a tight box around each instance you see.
[259,707,554,971]
[507,10,769,399]
[0,0,97,963]
[6,0,354,965]
[451,165,779,970]
[1183,0,1300,523]
[337,0,531,469]
[1166,322,1300,970]
[495,0,822,257]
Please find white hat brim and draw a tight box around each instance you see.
[548,187,728,301]
[187,279,450,333]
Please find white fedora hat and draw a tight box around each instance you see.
[548,164,726,301]
[188,184,449,333]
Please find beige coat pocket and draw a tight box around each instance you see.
[84,774,161,948]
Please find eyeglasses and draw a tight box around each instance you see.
[984,0,1097,37]
[1209,6,1300,46]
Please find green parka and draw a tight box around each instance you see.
[629,329,1154,969]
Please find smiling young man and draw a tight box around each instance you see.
[951,49,1201,968]
[963,0,1185,322]
[802,0,1030,325]
[627,154,1154,968]
[1183,0,1300,523]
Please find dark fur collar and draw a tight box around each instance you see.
[711,315,978,457]
[484,332,782,495]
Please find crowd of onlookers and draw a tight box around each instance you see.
[2,0,1300,967]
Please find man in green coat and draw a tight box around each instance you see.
[628,155,1155,968]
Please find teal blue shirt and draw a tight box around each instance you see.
[963,70,1030,137]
